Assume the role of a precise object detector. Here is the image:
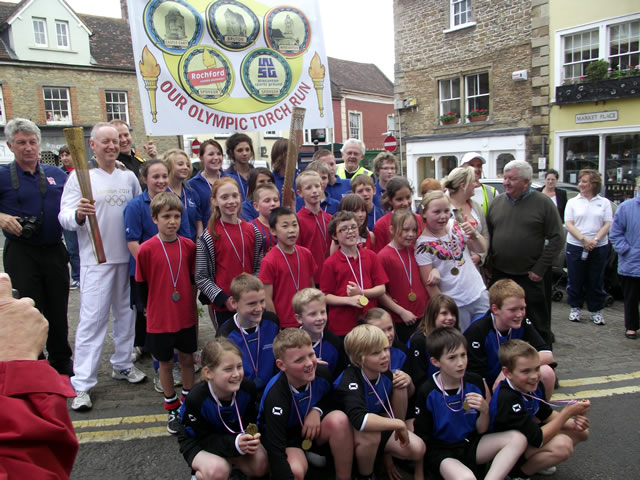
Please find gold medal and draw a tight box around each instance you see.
[301,439,312,450]
[408,292,417,302]
[463,401,470,411]
[451,267,459,276]
[172,291,180,302]
[245,423,259,436]
[359,295,369,306]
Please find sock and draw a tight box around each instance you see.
[153,359,159,373]
[164,394,180,411]
[181,389,190,403]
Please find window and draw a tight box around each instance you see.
[304,128,330,144]
[563,30,599,80]
[451,0,472,27]
[386,114,395,133]
[43,87,71,124]
[264,130,278,138]
[33,18,47,46]
[439,78,460,119]
[55,21,69,49]
[609,20,640,70]
[105,91,129,122]
[465,73,489,116]
[0,86,5,125]
[348,112,361,139]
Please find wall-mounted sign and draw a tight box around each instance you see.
[575,110,618,124]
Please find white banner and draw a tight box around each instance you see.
[127,0,333,135]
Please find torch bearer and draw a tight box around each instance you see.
[63,127,107,264]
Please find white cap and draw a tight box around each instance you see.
[460,152,486,166]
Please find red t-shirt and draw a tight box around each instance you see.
[212,220,257,311]
[259,245,316,328]
[320,248,389,336]
[378,244,429,324]
[136,235,196,333]
[296,206,332,279]
[372,211,423,253]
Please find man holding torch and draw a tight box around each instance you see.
[59,122,146,411]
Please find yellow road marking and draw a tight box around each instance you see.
[552,385,640,401]
[559,370,640,388]
[73,414,165,429]
[76,426,168,443]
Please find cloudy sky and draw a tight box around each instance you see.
[60,0,395,81]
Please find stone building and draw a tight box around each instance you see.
[0,0,179,164]
[394,0,550,191]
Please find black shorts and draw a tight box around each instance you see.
[145,326,197,361]
[426,434,482,477]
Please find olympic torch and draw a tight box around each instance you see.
[308,52,326,117]
[139,46,161,123]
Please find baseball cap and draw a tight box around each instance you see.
[459,152,486,166]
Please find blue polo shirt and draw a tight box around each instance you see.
[0,162,67,246]
[325,177,351,201]
[223,165,251,202]
[124,190,191,276]
[187,171,212,231]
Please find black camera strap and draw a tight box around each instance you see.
[9,160,47,219]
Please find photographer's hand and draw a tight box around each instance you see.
[0,212,23,236]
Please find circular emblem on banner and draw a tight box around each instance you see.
[207,0,260,51]
[264,6,311,57]
[144,0,203,55]
[241,48,292,103]
[178,46,234,104]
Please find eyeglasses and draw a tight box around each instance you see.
[338,225,359,234]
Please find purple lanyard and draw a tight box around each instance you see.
[289,383,313,427]
[220,219,245,269]
[234,315,259,376]
[208,383,245,434]
[436,372,465,412]
[277,245,300,290]
[361,370,394,419]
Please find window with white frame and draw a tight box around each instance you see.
[386,114,395,133]
[0,86,6,125]
[557,15,640,86]
[43,87,71,124]
[451,0,472,28]
[304,128,329,144]
[439,78,461,118]
[55,21,69,49]
[33,18,47,46]
[348,112,362,139]
[563,29,599,80]
[105,91,129,122]
[466,73,489,116]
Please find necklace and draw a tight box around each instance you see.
[277,245,300,290]
[157,235,182,302]
[220,219,245,269]
[341,248,368,306]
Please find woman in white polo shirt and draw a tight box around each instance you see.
[564,169,613,325]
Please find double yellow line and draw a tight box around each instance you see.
[73,370,640,443]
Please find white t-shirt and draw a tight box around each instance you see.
[415,219,486,306]
[564,194,613,248]
[59,167,142,265]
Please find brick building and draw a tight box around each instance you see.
[0,0,178,163]
[394,0,550,191]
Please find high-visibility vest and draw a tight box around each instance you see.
[336,163,373,181]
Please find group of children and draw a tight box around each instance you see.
[128,136,591,479]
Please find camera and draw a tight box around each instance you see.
[17,216,42,239]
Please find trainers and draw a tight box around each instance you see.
[70,280,80,290]
[568,307,581,322]
[112,365,146,383]
[167,409,181,434]
[538,465,557,476]
[590,311,605,325]
[173,364,183,387]
[131,346,144,363]
[153,372,164,393]
[71,391,92,411]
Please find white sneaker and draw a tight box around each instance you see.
[173,364,183,387]
[590,311,605,325]
[112,365,147,383]
[131,346,144,363]
[538,465,557,476]
[71,391,92,411]
[153,373,164,393]
[569,307,581,322]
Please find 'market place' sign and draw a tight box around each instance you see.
[575,110,618,124]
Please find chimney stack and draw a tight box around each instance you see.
[120,0,128,23]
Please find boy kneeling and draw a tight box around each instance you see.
[259,328,353,480]
[414,328,527,480]
[490,340,590,478]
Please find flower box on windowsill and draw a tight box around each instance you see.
[441,119,458,125]
[555,76,640,105]
[469,115,488,122]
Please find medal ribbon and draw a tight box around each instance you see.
[313,211,328,244]
[157,235,182,295]
[492,314,513,349]
[208,384,245,434]
[289,383,313,427]
[436,372,466,413]
[391,242,412,287]
[167,186,188,210]
[234,170,248,199]
[341,248,365,294]
[221,219,246,269]
[277,245,300,290]
[506,378,577,408]
[361,371,395,419]
[234,315,260,376]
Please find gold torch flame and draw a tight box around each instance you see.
[139,46,161,122]
[308,52,326,117]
